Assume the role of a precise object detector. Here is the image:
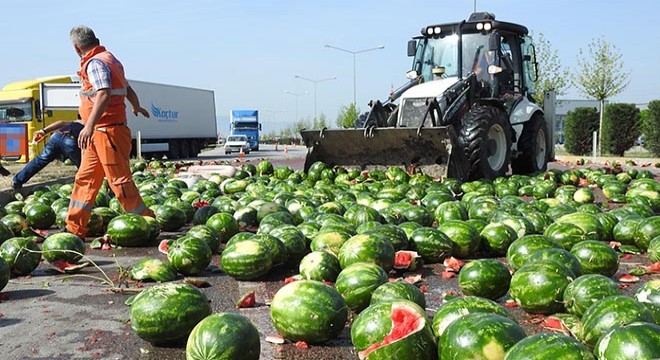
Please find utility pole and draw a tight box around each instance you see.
[324,44,384,107]
[294,75,336,121]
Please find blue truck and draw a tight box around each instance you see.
[230,110,260,151]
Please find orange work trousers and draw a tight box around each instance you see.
[66,124,152,237]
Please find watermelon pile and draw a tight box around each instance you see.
[2,158,660,358]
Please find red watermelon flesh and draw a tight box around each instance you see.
[158,240,170,255]
[393,251,421,270]
[358,303,425,359]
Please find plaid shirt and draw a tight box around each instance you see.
[86,59,112,90]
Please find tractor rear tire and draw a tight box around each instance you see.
[511,114,549,175]
[459,104,512,180]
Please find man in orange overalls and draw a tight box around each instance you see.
[66,25,153,238]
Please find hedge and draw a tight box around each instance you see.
[563,107,599,156]
[641,100,660,157]
[601,103,640,156]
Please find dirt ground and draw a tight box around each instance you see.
[0,161,78,189]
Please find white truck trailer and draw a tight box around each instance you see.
[34,77,217,160]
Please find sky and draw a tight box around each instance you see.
[2,0,658,135]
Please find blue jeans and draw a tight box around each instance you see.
[13,132,81,186]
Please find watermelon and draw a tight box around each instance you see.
[233,206,258,228]
[579,295,654,348]
[106,213,151,247]
[563,274,621,317]
[338,234,394,270]
[269,224,308,265]
[205,212,240,243]
[544,222,590,250]
[186,225,221,254]
[24,203,56,229]
[633,216,660,251]
[0,221,14,245]
[439,312,525,360]
[251,234,288,266]
[458,259,511,300]
[167,235,212,275]
[506,235,560,270]
[192,205,220,226]
[335,262,388,312]
[370,281,426,309]
[129,283,212,345]
[310,230,351,256]
[352,300,436,360]
[555,212,603,241]
[613,217,642,245]
[434,201,468,224]
[41,233,85,263]
[0,237,41,276]
[503,333,594,360]
[528,248,582,277]
[154,205,187,232]
[594,322,660,360]
[509,260,574,314]
[635,279,660,324]
[186,312,260,360]
[432,296,512,338]
[409,227,454,263]
[648,236,660,262]
[393,250,422,271]
[480,222,518,256]
[220,239,273,280]
[436,220,480,258]
[270,280,348,343]
[0,256,9,291]
[364,224,409,251]
[130,257,177,282]
[569,240,619,277]
[299,251,341,282]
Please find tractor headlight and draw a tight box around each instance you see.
[426,27,434,35]
[484,22,492,31]
[476,23,484,30]
[433,26,442,34]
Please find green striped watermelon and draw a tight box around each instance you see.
[432,296,512,338]
[649,236,660,262]
[503,333,594,360]
[186,313,260,360]
[205,212,240,243]
[480,223,518,256]
[439,313,526,360]
[0,256,8,291]
[569,240,619,277]
[369,281,426,309]
[437,220,480,258]
[129,283,212,345]
[186,225,221,254]
[0,237,41,276]
[633,216,660,251]
[555,212,603,241]
[351,300,436,360]
[310,230,351,256]
[506,235,560,271]
[129,258,177,282]
[594,322,660,360]
[528,248,582,277]
[167,236,212,276]
[220,239,273,280]
[563,274,621,317]
[458,259,511,300]
[338,234,394,270]
[509,260,574,314]
[270,280,348,343]
[409,227,454,263]
[335,262,388,312]
[364,224,409,251]
[635,279,660,324]
[299,251,341,282]
[106,213,151,247]
[41,233,85,264]
[544,222,590,250]
[579,295,654,348]
[613,217,642,245]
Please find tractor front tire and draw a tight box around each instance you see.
[511,114,549,175]
[459,104,512,180]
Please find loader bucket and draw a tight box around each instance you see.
[301,127,467,180]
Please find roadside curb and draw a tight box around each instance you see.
[0,176,74,205]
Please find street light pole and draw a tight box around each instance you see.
[324,44,384,106]
[294,75,336,121]
[284,90,309,123]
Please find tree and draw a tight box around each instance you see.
[532,33,570,106]
[601,103,640,156]
[564,107,599,156]
[316,113,329,129]
[573,36,630,155]
[336,103,360,128]
[641,101,660,156]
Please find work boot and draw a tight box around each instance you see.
[0,165,9,177]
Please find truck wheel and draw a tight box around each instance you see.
[511,114,549,175]
[459,104,512,180]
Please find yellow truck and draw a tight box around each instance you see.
[0,75,78,162]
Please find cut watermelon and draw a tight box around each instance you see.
[158,240,170,255]
[236,290,256,308]
[51,260,90,274]
[393,251,422,271]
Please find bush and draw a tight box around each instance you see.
[601,103,640,156]
[564,107,599,156]
[641,100,660,157]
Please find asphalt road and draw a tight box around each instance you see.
[0,144,657,360]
